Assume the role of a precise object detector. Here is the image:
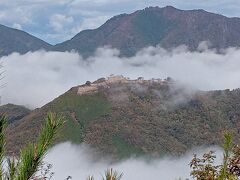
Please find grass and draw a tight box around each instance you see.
[49,90,111,143]
[112,135,144,159]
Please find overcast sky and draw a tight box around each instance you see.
[0,0,239,44]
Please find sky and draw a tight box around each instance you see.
[0,0,240,44]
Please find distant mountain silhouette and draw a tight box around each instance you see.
[54,6,240,57]
[2,6,240,58]
[0,24,51,56]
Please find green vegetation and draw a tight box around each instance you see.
[6,81,240,159]
[4,110,240,180]
[51,91,111,125]
[0,113,63,179]
[112,135,144,159]
[49,90,111,143]
[190,132,240,180]
[0,113,123,180]
[133,8,177,44]
[87,169,123,180]
[102,169,123,180]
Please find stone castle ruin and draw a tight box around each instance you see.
[77,75,172,95]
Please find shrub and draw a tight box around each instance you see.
[190,132,240,180]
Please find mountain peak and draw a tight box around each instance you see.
[163,5,178,10]
[143,5,179,12]
[54,6,240,58]
[0,24,51,57]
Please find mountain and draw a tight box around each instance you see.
[2,6,240,58]
[5,76,240,158]
[0,24,51,56]
[53,6,240,57]
[0,104,31,124]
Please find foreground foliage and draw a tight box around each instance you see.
[4,110,240,180]
[1,113,123,180]
[0,113,63,180]
[87,169,123,180]
[190,133,240,180]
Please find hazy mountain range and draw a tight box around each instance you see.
[0,24,51,57]
[2,6,240,57]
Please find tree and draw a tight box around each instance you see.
[190,132,240,180]
[0,113,123,180]
[0,112,64,180]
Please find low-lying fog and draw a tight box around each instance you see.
[0,44,233,179]
[44,142,223,180]
[1,43,240,108]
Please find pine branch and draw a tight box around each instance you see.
[0,116,6,180]
[6,157,17,180]
[15,112,64,180]
[219,132,233,180]
[102,169,123,180]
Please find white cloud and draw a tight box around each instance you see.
[2,46,240,108]
[0,0,70,6]
[0,12,6,20]
[0,7,32,26]
[12,23,22,30]
[44,142,223,180]
[70,15,110,34]
[50,14,74,32]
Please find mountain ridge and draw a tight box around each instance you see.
[53,6,240,57]
[0,24,52,56]
[1,6,240,57]
[5,76,240,158]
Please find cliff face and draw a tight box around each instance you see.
[5,76,240,158]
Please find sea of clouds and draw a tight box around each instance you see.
[1,44,240,108]
[44,142,223,180]
[0,44,237,179]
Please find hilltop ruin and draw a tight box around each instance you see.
[77,75,173,95]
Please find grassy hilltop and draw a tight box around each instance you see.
[5,76,240,159]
